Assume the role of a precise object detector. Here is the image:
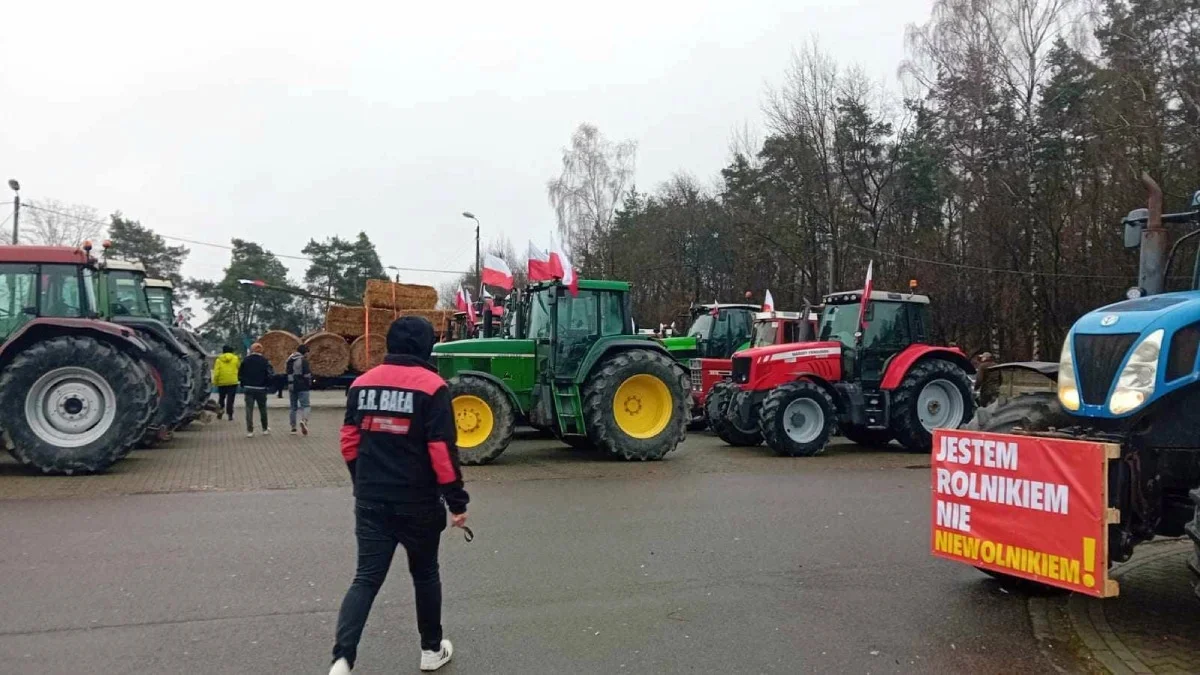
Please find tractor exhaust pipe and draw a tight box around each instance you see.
[1140,172,1169,296]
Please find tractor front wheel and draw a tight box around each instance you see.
[582,349,687,461]
[0,336,154,474]
[759,381,836,457]
[889,359,975,453]
[706,381,761,446]
[448,375,515,465]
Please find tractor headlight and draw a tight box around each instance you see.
[1109,329,1163,415]
[1057,335,1080,411]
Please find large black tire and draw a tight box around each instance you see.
[448,375,515,465]
[965,392,1074,591]
[122,359,160,451]
[840,424,893,448]
[0,336,154,474]
[1186,488,1200,599]
[706,381,762,446]
[759,381,836,457]
[582,349,687,461]
[889,359,976,453]
[137,332,194,431]
[179,341,208,425]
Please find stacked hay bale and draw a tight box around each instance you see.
[303,331,351,377]
[258,330,301,373]
[350,332,387,372]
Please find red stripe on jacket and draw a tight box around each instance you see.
[351,363,444,394]
[428,440,455,484]
[340,425,361,461]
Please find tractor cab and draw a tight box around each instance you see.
[0,245,102,339]
[818,290,931,384]
[682,303,758,359]
[750,308,821,348]
[143,278,176,324]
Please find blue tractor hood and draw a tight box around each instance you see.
[1074,292,1200,335]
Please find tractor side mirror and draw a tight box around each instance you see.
[1123,208,1148,249]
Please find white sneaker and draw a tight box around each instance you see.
[328,657,351,675]
[246,432,254,438]
[263,428,271,436]
[420,639,453,671]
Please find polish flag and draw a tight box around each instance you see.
[857,261,874,332]
[481,287,502,315]
[481,254,514,291]
[528,241,554,282]
[238,279,266,287]
[549,237,579,296]
[455,286,477,325]
[762,290,775,312]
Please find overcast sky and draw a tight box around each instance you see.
[2,0,933,311]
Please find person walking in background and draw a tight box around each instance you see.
[286,344,313,435]
[211,345,241,421]
[329,316,469,675]
[238,343,273,438]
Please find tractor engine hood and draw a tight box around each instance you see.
[433,338,531,356]
[660,336,697,352]
[735,340,843,362]
[1074,291,1200,335]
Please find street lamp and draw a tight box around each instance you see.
[7,179,19,245]
[462,211,480,292]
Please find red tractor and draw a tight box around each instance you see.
[691,308,819,411]
[708,288,975,455]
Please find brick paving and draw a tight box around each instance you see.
[1062,539,1200,674]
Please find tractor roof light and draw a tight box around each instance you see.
[1057,335,1080,411]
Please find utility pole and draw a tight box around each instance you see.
[463,211,481,292]
[7,179,20,245]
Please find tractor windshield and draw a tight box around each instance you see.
[687,313,714,338]
[527,290,552,339]
[819,301,909,351]
[145,287,173,323]
[106,271,151,317]
[752,320,779,347]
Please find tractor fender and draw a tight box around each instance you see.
[974,360,1059,408]
[112,317,190,357]
[447,369,524,414]
[577,339,674,383]
[879,345,975,390]
[0,318,148,369]
[979,361,1059,383]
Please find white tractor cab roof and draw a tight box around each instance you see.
[754,310,820,322]
[824,289,930,305]
[144,278,174,290]
[101,258,147,273]
[692,303,760,313]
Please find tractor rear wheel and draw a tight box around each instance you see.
[0,336,154,474]
[965,392,1075,591]
[137,333,194,431]
[706,381,761,446]
[759,381,836,457]
[840,424,893,448]
[890,359,975,453]
[449,375,514,465]
[178,342,208,427]
[582,349,687,461]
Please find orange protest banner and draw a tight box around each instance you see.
[930,429,1120,598]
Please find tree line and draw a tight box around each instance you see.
[549,0,1200,360]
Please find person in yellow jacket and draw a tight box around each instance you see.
[212,345,241,421]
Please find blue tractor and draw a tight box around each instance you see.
[970,175,1200,593]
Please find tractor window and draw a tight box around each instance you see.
[38,264,83,318]
[752,321,779,347]
[106,271,151,317]
[600,292,625,336]
[783,321,803,344]
[528,290,552,339]
[0,263,38,337]
[557,291,598,337]
[861,302,910,352]
[819,304,860,348]
[146,288,173,323]
[687,313,714,338]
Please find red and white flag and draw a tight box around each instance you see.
[549,236,579,296]
[481,254,514,291]
[528,241,554,282]
[857,261,874,331]
[238,279,266,287]
[762,289,775,312]
[455,286,477,325]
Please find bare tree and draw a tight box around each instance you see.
[546,123,637,274]
[21,198,104,246]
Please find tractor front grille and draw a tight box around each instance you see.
[731,357,751,384]
[1074,333,1138,405]
[689,360,703,392]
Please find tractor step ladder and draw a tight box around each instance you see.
[552,380,585,435]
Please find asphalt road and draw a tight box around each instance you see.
[0,432,1082,674]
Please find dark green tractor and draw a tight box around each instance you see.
[93,257,195,441]
[145,277,212,424]
[433,279,688,464]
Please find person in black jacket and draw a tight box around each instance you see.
[286,344,313,435]
[237,343,273,437]
[329,316,469,675]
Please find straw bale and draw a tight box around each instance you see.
[257,330,301,373]
[350,333,387,372]
[364,279,438,311]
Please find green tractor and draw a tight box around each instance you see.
[433,279,689,464]
[660,303,759,360]
[92,256,196,441]
[144,277,212,424]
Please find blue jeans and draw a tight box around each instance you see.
[289,389,311,430]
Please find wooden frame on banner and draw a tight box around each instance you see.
[1099,442,1121,598]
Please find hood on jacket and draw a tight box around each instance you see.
[216,353,238,365]
[387,316,436,361]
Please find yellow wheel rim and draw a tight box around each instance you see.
[453,394,494,448]
[612,373,672,439]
